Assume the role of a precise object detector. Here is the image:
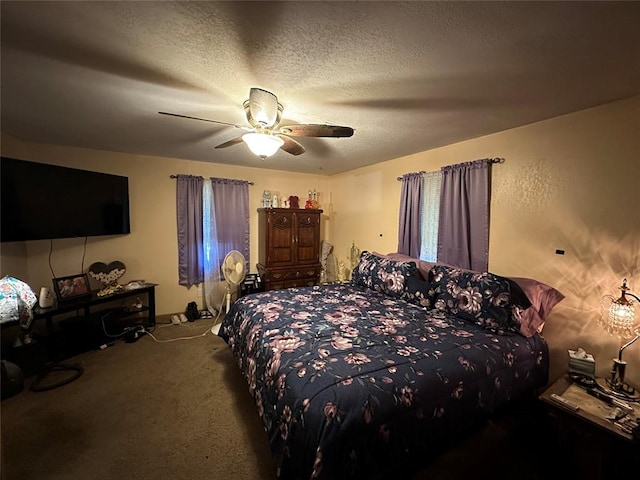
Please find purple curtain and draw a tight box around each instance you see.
[210,178,250,267]
[437,159,491,271]
[176,175,203,286]
[397,172,423,258]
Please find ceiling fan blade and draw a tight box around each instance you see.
[159,111,249,130]
[248,88,280,127]
[278,135,306,156]
[278,124,354,138]
[215,136,245,149]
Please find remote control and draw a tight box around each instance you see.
[550,393,580,411]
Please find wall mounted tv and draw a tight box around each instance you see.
[1,157,131,242]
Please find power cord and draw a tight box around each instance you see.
[46,236,88,279]
[144,317,218,343]
[99,310,147,340]
[144,297,225,343]
[48,239,56,279]
[81,236,88,273]
[124,286,231,343]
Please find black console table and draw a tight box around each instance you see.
[2,283,157,391]
[30,283,156,367]
[33,283,157,328]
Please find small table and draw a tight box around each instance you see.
[539,374,639,478]
[2,283,158,390]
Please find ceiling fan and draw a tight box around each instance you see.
[159,88,354,159]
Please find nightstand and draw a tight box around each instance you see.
[539,374,640,479]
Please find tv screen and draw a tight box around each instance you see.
[1,157,131,242]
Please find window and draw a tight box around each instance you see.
[398,159,493,271]
[419,171,441,262]
[176,175,250,312]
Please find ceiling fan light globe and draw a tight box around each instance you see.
[242,133,284,158]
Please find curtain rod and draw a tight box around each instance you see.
[396,157,504,181]
[170,175,254,185]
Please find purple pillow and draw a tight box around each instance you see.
[508,277,565,336]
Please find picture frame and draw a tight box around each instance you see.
[52,273,91,302]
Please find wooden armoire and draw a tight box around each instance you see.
[257,208,323,291]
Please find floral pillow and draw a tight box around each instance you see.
[431,265,525,335]
[382,252,436,281]
[351,251,420,299]
[400,274,438,309]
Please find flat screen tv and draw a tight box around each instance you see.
[1,157,131,242]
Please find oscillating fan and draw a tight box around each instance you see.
[222,250,247,313]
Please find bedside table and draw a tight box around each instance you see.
[539,374,639,479]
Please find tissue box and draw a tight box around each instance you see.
[568,348,596,378]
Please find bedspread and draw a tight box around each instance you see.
[218,282,549,480]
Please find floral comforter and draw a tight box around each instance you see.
[218,283,549,480]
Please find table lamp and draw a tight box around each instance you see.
[0,275,37,331]
[599,278,640,398]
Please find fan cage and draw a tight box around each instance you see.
[222,250,247,286]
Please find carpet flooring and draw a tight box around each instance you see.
[2,317,559,480]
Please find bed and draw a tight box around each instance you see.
[218,252,564,480]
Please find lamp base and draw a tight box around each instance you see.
[595,377,640,400]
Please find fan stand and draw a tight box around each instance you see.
[223,280,239,314]
[225,284,232,313]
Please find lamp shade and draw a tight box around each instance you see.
[242,133,284,158]
[0,276,37,327]
[600,279,638,339]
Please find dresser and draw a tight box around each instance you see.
[257,208,323,291]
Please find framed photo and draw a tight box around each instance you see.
[53,273,91,302]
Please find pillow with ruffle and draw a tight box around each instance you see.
[509,276,565,336]
[351,251,420,298]
[431,265,524,335]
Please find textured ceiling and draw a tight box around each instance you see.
[1,1,639,175]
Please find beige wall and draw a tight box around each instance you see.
[2,95,639,387]
[0,135,329,315]
[329,95,640,387]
